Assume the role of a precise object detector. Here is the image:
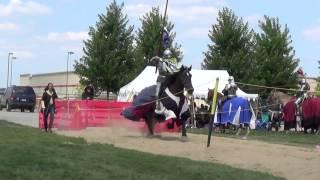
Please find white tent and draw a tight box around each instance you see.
[117,66,258,102]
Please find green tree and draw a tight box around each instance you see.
[135,7,182,71]
[74,1,136,98]
[254,15,299,95]
[202,8,254,83]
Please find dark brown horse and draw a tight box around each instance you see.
[207,88,224,105]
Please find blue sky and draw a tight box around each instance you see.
[0,0,320,88]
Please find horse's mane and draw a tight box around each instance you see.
[207,88,224,97]
[166,66,188,85]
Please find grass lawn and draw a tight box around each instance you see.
[0,120,283,180]
[189,128,320,147]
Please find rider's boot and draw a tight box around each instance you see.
[155,102,176,121]
[218,100,222,111]
[295,104,300,116]
[155,82,161,111]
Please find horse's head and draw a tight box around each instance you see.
[267,89,277,105]
[207,88,213,102]
[267,89,286,111]
[177,65,194,96]
[207,88,223,103]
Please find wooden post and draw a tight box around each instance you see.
[207,77,219,147]
[190,95,196,127]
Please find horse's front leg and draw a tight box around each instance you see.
[304,126,308,134]
[145,113,155,136]
[220,124,226,133]
[181,118,187,137]
[243,125,250,140]
[236,125,241,136]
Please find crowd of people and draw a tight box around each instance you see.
[194,103,211,128]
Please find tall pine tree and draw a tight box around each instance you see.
[135,7,182,72]
[74,1,136,98]
[254,16,299,93]
[202,8,254,83]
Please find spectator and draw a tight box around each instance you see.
[41,83,58,133]
[200,104,205,111]
[205,105,209,112]
[82,84,94,100]
[133,94,137,100]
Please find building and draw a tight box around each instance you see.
[20,71,81,98]
[306,77,319,96]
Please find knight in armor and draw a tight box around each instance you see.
[149,48,180,120]
[295,78,310,115]
[219,76,238,109]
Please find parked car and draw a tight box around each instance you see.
[0,88,6,109]
[0,88,5,95]
[0,86,36,112]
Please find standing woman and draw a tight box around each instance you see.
[41,83,58,133]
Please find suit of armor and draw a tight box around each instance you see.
[219,76,238,110]
[223,82,238,98]
[295,78,310,114]
[149,49,180,120]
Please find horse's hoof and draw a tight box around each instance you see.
[242,136,248,140]
[146,134,154,138]
[181,136,188,142]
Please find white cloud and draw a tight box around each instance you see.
[0,41,39,62]
[169,6,219,24]
[170,0,209,5]
[125,4,152,18]
[245,14,263,25]
[126,3,219,25]
[302,26,320,41]
[38,31,89,42]
[181,27,209,39]
[125,0,221,60]
[213,0,229,7]
[0,41,20,49]
[12,51,34,59]
[58,45,83,56]
[244,14,263,31]
[171,0,228,7]
[0,22,19,31]
[0,0,51,16]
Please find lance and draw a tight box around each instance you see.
[155,0,169,73]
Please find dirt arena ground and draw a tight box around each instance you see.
[58,126,320,180]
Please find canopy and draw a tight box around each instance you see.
[117,66,258,102]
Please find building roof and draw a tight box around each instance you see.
[20,71,76,77]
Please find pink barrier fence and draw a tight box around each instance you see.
[39,100,180,133]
